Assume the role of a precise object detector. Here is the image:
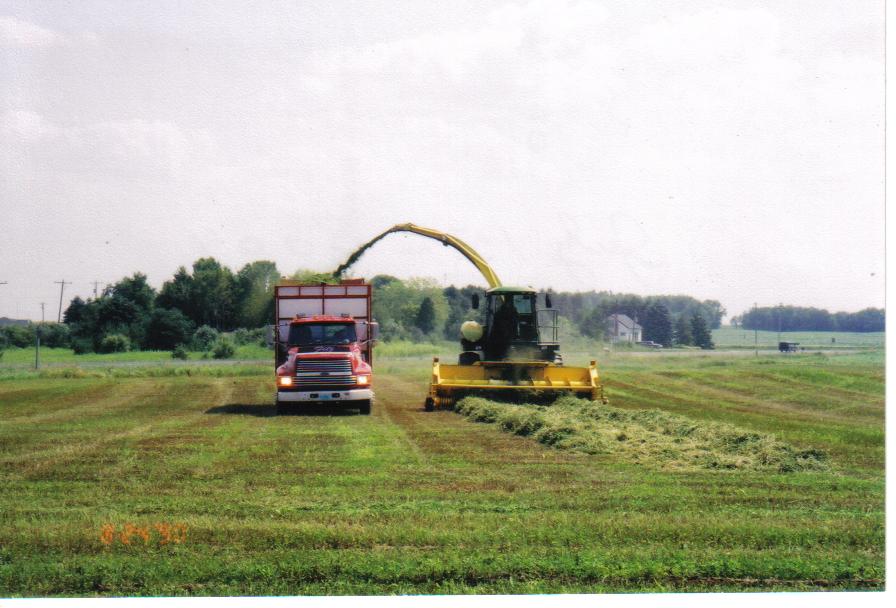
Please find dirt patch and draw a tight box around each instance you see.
[455,396,829,473]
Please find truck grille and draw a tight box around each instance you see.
[294,359,354,386]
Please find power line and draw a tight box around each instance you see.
[54,280,72,323]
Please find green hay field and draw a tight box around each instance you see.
[712,327,884,349]
[0,348,884,596]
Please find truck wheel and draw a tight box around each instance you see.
[358,400,372,415]
[275,399,286,415]
[424,397,435,412]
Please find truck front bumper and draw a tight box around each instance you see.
[277,388,373,403]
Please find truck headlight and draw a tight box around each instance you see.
[278,376,293,387]
[356,375,369,385]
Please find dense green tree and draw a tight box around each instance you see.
[674,314,693,346]
[157,267,194,319]
[415,297,436,334]
[691,313,714,349]
[63,297,88,325]
[371,275,400,289]
[372,277,448,341]
[579,306,611,340]
[191,258,238,330]
[145,308,195,350]
[106,273,155,314]
[63,297,100,351]
[235,260,280,328]
[643,302,673,346]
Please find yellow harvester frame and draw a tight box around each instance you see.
[428,357,607,409]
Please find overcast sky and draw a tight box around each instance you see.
[0,0,884,322]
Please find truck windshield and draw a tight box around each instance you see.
[288,323,356,346]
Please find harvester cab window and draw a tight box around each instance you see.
[513,295,537,341]
[512,295,533,315]
[288,323,357,346]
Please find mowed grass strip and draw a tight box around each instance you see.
[600,352,884,472]
[455,396,829,472]
[0,351,884,595]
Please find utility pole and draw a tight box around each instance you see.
[54,280,71,323]
[777,303,782,344]
[91,281,104,299]
[35,305,43,370]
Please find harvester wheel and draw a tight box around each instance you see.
[458,351,480,365]
[424,397,435,412]
[358,400,372,415]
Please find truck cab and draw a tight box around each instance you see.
[273,280,376,415]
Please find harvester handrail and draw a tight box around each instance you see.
[333,223,502,289]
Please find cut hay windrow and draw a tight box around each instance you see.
[455,396,829,473]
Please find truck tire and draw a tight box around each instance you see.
[424,397,435,412]
[358,400,372,415]
[275,399,286,415]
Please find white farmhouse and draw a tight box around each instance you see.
[606,314,642,343]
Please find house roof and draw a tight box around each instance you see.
[607,313,642,331]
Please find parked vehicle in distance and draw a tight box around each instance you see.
[778,341,801,353]
[636,341,663,349]
[273,280,378,415]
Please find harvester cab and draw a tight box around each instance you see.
[460,287,559,366]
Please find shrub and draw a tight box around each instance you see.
[212,336,236,359]
[2,325,33,348]
[71,338,94,354]
[192,325,219,351]
[98,333,131,353]
[230,327,268,346]
[171,345,189,360]
[145,308,195,350]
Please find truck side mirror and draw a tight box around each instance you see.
[370,321,380,341]
[472,294,479,309]
[545,293,553,309]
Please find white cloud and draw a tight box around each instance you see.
[0,15,60,47]
[1,111,205,182]
[1,109,60,139]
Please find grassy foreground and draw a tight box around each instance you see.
[0,350,884,596]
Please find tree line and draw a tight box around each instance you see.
[0,257,881,355]
[733,306,884,333]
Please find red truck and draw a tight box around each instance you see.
[273,279,377,415]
